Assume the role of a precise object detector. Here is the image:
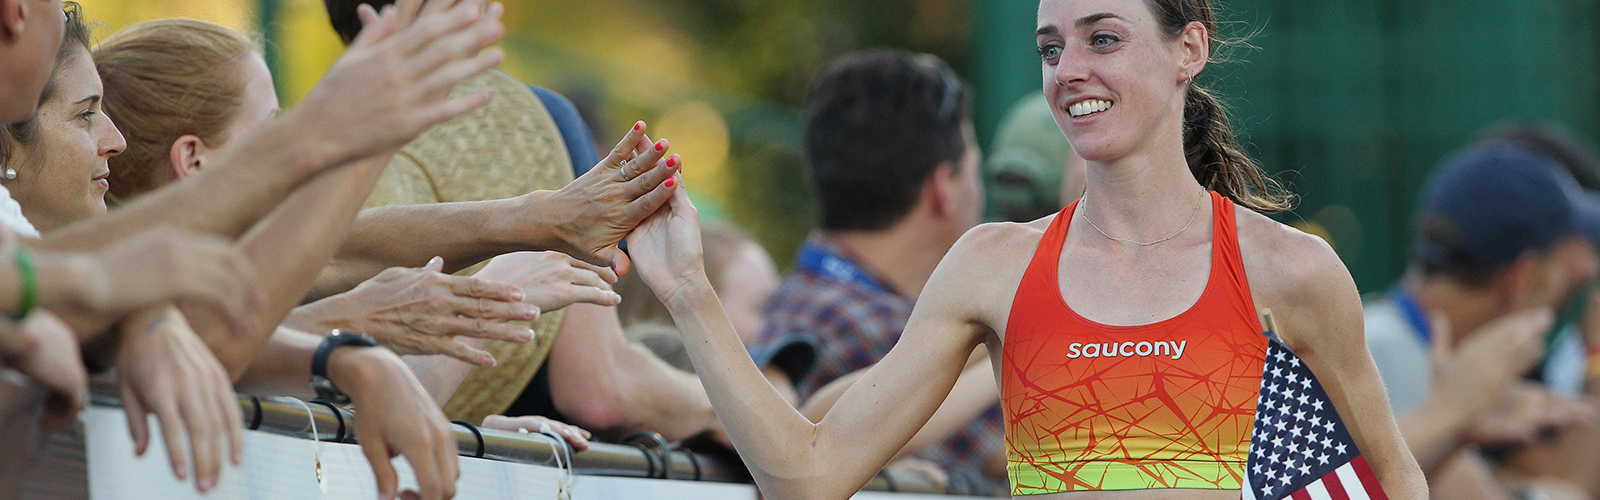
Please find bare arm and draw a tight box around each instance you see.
[544,301,719,441]
[180,154,391,379]
[309,125,681,298]
[632,186,1004,499]
[37,120,327,251]
[801,348,998,462]
[1241,213,1428,499]
[233,327,460,500]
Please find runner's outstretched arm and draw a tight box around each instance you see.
[631,184,1005,499]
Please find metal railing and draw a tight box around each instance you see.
[83,393,955,495]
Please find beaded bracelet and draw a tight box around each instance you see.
[9,246,35,321]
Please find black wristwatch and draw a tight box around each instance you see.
[310,329,377,405]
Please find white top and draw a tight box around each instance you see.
[0,183,38,239]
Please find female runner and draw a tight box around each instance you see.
[627,0,1427,498]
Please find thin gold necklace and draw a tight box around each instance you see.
[1080,188,1206,246]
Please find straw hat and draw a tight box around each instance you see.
[362,69,577,424]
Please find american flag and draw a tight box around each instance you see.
[1243,315,1389,500]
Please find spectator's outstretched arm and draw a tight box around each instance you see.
[310,125,680,298]
[36,0,505,254]
[403,251,622,405]
[140,0,504,379]
[287,257,535,368]
[0,224,258,341]
[236,327,459,500]
[177,153,393,378]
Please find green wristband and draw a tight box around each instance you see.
[11,246,36,321]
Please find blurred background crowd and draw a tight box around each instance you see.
[80,0,1600,290]
[4,0,1593,498]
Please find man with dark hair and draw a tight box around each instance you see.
[753,49,1002,492]
[1365,142,1600,499]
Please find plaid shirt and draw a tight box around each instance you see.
[757,234,1006,487]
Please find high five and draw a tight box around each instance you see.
[626,0,1427,498]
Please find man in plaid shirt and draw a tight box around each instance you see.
[752,50,1005,495]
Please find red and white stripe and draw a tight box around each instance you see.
[1288,456,1389,500]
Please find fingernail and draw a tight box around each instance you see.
[521,328,535,341]
[634,121,645,131]
[666,155,678,167]
[521,305,539,317]
[655,139,667,152]
[664,178,676,188]
[510,289,524,301]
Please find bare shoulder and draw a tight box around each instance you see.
[948,217,1053,263]
[1234,206,1353,303]
[1233,206,1363,351]
[924,216,1056,337]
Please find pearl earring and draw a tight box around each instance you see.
[3,169,14,180]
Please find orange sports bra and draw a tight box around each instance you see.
[1001,192,1267,494]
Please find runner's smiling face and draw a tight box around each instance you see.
[1036,0,1200,163]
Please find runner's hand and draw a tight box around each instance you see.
[536,122,679,274]
[626,174,705,305]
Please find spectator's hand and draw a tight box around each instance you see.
[295,0,504,169]
[116,307,243,494]
[882,457,949,494]
[480,414,591,452]
[477,251,622,313]
[0,311,86,430]
[1428,308,1551,425]
[536,122,680,275]
[332,346,459,500]
[75,226,260,336]
[625,174,705,305]
[293,257,534,367]
[1466,382,1594,447]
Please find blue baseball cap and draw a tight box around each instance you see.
[1416,144,1600,268]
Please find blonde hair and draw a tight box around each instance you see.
[94,19,258,204]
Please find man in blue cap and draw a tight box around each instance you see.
[1365,142,1600,498]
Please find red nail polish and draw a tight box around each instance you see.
[665,178,676,188]
[655,140,667,152]
[666,156,678,167]
[633,121,644,131]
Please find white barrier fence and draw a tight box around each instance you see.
[24,406,987,500]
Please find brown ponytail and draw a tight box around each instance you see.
[1150,0,1293,213]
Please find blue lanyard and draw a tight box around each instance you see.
[796,241,890,294]
[1390,288,1432,346]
